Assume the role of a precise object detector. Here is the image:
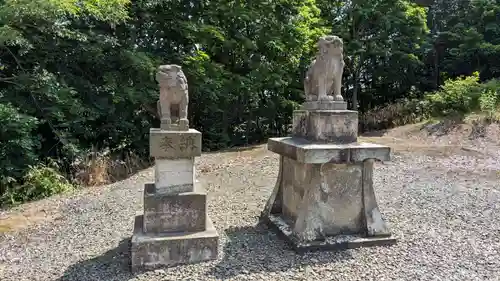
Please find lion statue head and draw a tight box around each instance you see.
[156,64,186,88]
[318,35,343,57]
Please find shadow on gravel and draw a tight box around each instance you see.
[208,224,353,279]
[203,144,264,155]
[56,238,135,281]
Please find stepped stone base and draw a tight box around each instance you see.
[131,215,219,272]
[263,214,396,253]
[261,136,396,253]
[143,183,207,234]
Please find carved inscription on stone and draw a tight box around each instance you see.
[179,135,197,152]
[160,135,198,152]
[160,136,175,151]
[150,129,202,159]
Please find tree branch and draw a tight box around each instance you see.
[2,46,25,71]
[0,76,16,81]
[0,76,22,86]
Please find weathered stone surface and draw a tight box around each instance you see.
[301,101,347,111]
[307,110,357,143]
[131,215,218,272]
[150,128,202,159]
[261,154,396,250]
[304,35,345,102]
[262,156,285,217]
[143,183,206,234]
[267,137,391,164]
[156,64,189,131]
[264,214,396,253]
[292,111,308,137]
[277,156,367,240]
[362,159,392,237]
[284,160,365,240]
[292,110,357,143]
[154,158,195,193]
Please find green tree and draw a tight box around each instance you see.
[0,103,39,188]
[1,0,327,202]
[0,0,159,203]
[317,0,429,111]
[0,0,158,166]
[426,0,500,85]
[122,0,326,148]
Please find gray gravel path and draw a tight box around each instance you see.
[1,141,499,281]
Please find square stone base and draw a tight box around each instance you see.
[263,214,396,253]
[131,215,219,272]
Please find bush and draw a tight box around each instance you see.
[0,103,39,188]
[478,90,498,115]
[478,79,500,116]
[359,98,427,132]
[0,104,76,206]
[424,72,482,116]
[360,75,500,131]
[1,162,74,206]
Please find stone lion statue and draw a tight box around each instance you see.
[156,64,189,130]
[304,35,345,102]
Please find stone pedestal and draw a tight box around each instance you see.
[261,100,396,252]
[131,129,218,272]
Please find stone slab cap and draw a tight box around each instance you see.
[131,215,218,272]
[301,101,347,111]
[150,128,202,159]
[267,137,390,164]
[143,183,207,234]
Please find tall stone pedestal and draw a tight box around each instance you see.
[131,129,218,272]
[261,101,396,252]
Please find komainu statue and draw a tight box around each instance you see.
[156,64,189,130]
[304,35,345,102]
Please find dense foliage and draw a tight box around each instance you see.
[1,0,500,205]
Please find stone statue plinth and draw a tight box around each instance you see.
[301,100,348,111]
[260,36,396,252]
[292,109,358,144]
[130,129,218,271]
[130,65,218,271]
[149,129,201,194]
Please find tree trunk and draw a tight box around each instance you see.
[434,45,440,89]
[352,72,360,111]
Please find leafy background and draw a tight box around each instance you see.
[1,0,500,205]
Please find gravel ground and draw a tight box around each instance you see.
[1,135,500,281]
